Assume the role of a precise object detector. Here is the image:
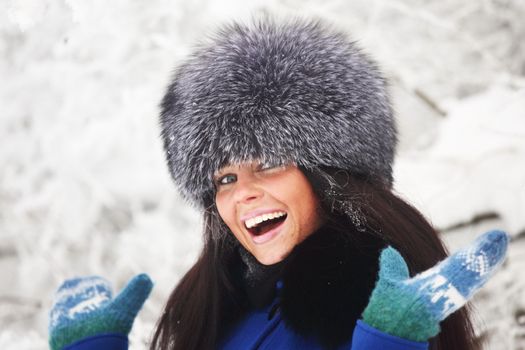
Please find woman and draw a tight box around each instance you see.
[49,17,508,350]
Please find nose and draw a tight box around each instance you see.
[233,174,264,204]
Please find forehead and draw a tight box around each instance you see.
[213,159,261,176]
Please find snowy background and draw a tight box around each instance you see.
[1,0,524,349]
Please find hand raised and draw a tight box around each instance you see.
[49,273,153,350]
[362,230,508,341]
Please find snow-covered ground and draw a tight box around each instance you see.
[1,1,524,349]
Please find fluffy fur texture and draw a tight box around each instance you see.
[159,16,396,209]
[233,222,386,348]
[279,223,385,348]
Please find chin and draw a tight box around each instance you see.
[253,249,289,266]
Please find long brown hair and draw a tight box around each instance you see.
[150,166,483,350]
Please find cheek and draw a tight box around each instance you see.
[216,197,243,240]
[215,196,232,227]
[292,193,322,235]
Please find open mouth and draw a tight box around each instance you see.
[247,214,288,236]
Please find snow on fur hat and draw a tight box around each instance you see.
[159,16,397,209]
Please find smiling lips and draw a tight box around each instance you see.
[250,215,287,244]
[243,217,288,247]
[239,208,288,244]
[244,211,287,229]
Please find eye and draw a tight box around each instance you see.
[216,174,236,186]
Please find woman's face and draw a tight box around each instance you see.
[214,161,325,265]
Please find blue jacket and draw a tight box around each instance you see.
[63,272,429,350]
[63,226,430,349]
[64,314,428,350]
[219,289,428,350]
[218,225,430,349]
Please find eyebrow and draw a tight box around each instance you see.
[213,166,233,179]
[213,163,245,179]
[213,160,262,179]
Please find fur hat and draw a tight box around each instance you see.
[159,17,396,209]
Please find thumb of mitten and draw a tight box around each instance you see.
[377,246,410,282]
[107,273,153,333]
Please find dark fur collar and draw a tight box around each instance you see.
[233,222,385,348]
[278,223,385,348]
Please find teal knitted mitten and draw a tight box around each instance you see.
[49,273,153,350]
[362,230,508,342]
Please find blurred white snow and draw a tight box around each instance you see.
[1,0,524,349]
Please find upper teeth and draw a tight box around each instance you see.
[245,211,286,229]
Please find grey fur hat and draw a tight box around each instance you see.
[159,17,397,209]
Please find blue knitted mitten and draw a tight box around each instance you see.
[49,273,153,350]
[362,230,508,341]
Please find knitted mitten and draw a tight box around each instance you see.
[362,230,508,342]
[49,273,153,350]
